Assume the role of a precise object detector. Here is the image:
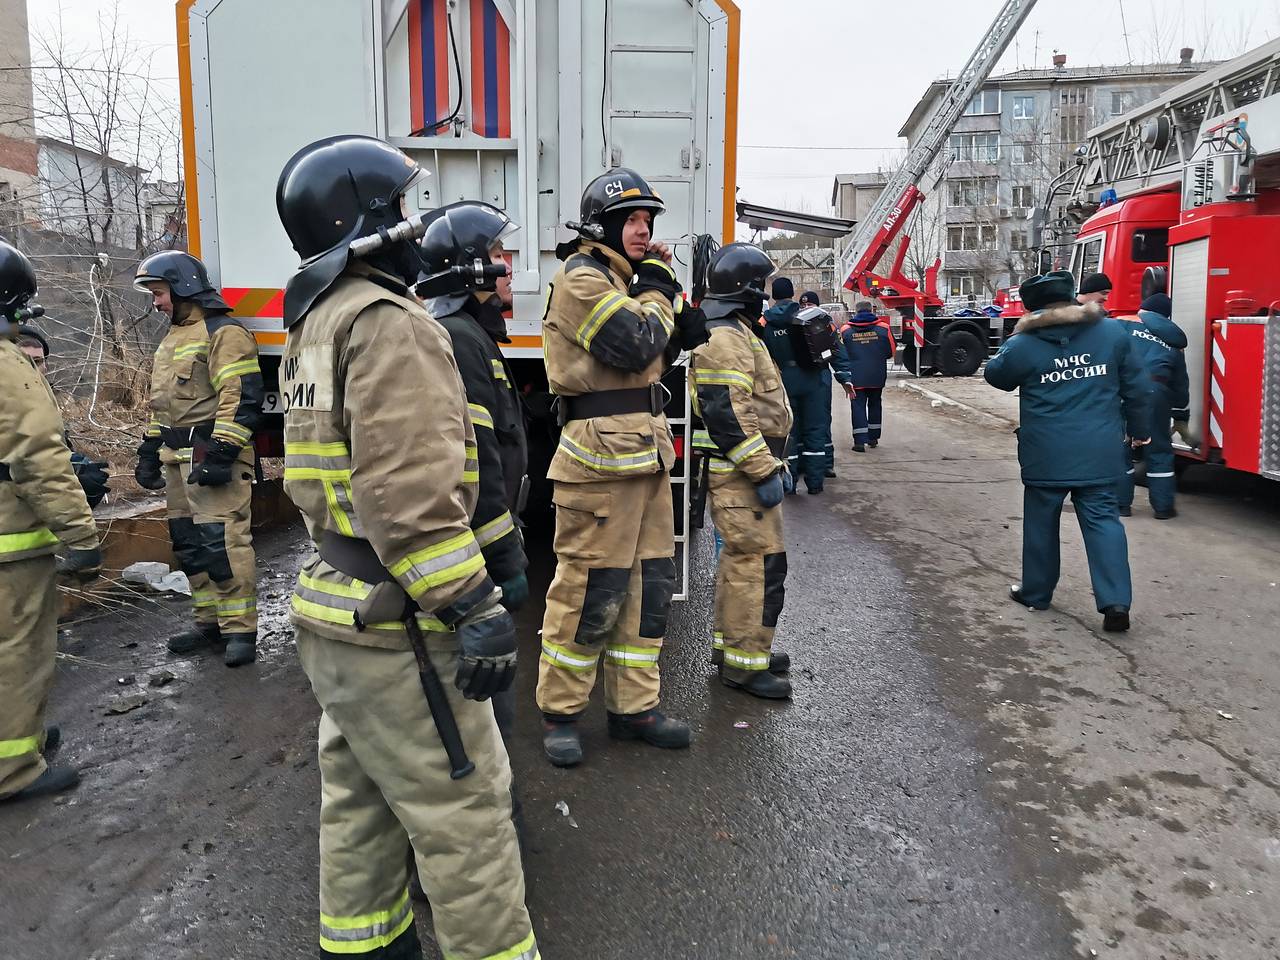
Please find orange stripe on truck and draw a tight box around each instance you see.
[224,288,285,318]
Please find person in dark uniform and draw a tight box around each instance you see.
[1077,273,1112,311]
[984,271,1150,633]
[839,301,895,451]
[798,290,851,478]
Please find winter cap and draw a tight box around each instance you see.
[1020,270,1077,312]
[1079,272,1113,295]
[1139,293,1172,317]
[799,290,821,305]
[771,277,794,300]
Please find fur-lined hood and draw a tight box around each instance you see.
[1012,301,1106,335]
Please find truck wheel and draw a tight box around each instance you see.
[937,330,985,377]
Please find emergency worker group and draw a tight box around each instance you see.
[0,126,1192,960]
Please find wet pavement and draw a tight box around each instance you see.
[3,372,1278,959]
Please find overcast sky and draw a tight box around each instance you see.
[39,0,1280,215]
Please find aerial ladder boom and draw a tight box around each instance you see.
[839,0,1039,290]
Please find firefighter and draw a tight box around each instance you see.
[276,135,536,960]
[536,167,708,768]
[689,243,794,699]
[840,301,896,451]
[1117,293,1189,519]
[133,251,263,667]
[985,271,1150,633]
[0,239,101,803]
[797,289,851,479]
[762,279,850,494]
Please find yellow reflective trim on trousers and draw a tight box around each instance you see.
[319,887,414,954]
[0,734,40,758]
[696,368,754,391]
[604,644,660,668]
[0,528,59,556]
[712,630,725,650]
[193,589,217,609]
[475,511,516,547]
[722,645,770,670]
[467,403,494,430]
[211,358,261,390]
[540,640,599,672]
[216,597,257,616]
[727,432,766,465]
[575,291,627,350]
[557,435,659,473]
[444,931,540,960]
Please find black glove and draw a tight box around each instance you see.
[498,572,529,612]
[631,256,682,302]
[56,546,102,585]
[755,471,785,508]
[454,593,518,701]
[134,435,165,491]
[188,438,241,487]
[674,299,710,351]
[71,453,110,507]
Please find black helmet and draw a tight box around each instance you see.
[569,167,664,241]
[704,243,775,304]
[417,201,518,298]
[134,251,231,313]
[0,240,39,334]
[276,135,428,326]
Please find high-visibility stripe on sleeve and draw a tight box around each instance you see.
[642,300,674,336]
[212,420,253,445]
[462,442,480,484]
[696,369,754,391]
[575,292,628,350]
[388,530,485,598]
[146,420,162,438]
[211,358,261,390]
[727,432,766,465]
[638,258,676,280]
[467,403,494,430]
[475,510,516,547]
[0,734,40,759]
[319,888,414,955]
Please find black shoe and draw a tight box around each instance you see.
[1102,607,1130,632]
[222,634,257,667]
[1009,585,1049,611]
[542,716,583,767]
[719,668,792,700]
[167,622,220,655]
[852,444,866,453]
[1153,508,1178,520]
[824,469,837,479]
[1118,505,1132,517]
[712,648,789,674]
[1,765,79,803]
[806,486,823,495]
[43,726,61,759]
[868,440,879,448]
[607,709,691,750]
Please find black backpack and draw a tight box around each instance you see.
[791,305,839,368]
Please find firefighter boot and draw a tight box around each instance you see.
[719,667,793,700]
[1,765,79,803]
[607,709,691,749]
[711,648,790,674]
[223,633,257,667]
[542,714,583,767]
[167,622,221,655]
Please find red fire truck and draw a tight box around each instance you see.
[1058,37,1280,482]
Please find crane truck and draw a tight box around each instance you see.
[176,0,743,594]
[1056,37,1280,483]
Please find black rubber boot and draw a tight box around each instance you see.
[43,725,61,759]
[1118,505,1132,517]
[868,440,879,448]
[1154,507,1178,520]
[720,668,792,700]
[167,622,220,655]
[542,715,583,767]
[852,443,865,453]
[825,468,837,479]
[1,765,79,803]
[607,709,691,749]
[1102,607,1131,632]
[223,634,257,667]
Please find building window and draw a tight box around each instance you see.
[963,88,1001,116]
[1011,141,1035,164]
[948,177,998,207]
[1013,95,1035,119]
[950,132,1000,162]
[1010,230,1029,251]
[947,224,998,251]
[1060,113,1087,144]
[948,273,981,298]
[1011,184,1034,207]
[1111,92,1126,115]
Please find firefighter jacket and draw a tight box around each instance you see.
[1128,309,1191,422]
[985,303,1150,487]
[433,295,528,584]
[839,310,896,389]
[0,338,98,563]
[543,240,677,483]
[146,303,263,464]
[689,305,794,485]
[282,263,494,649]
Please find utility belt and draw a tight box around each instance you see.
[317,530,394,585]
[160,422,214,451]
[555,383,669,426]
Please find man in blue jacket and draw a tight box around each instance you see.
[840,301,896,451]
[984,271,1151,632]
[1117,293,1190,519]
[763,279,850,494]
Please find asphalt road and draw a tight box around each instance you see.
[2,373,1277,959]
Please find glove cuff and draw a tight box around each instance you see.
[435,579,500,628]
[206,437,243,464]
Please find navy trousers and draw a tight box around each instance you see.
[820,368,835,473]
[1021,483,1132,612]
[1119,387,1176,513]
[782,367,829,492]
[850,388,884,447]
